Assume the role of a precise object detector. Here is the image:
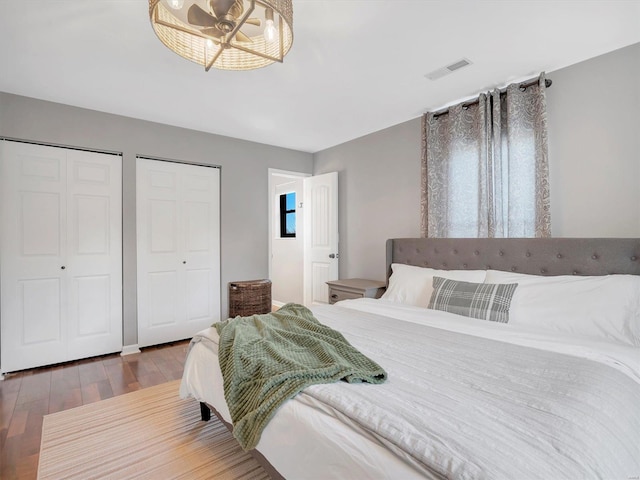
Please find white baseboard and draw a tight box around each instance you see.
[121,344,141,356]
[272,300,286,308]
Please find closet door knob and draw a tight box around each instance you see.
[61,266,66,270]
[182,261,186,264]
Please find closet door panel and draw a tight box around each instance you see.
[183,200,213,324]
[1,142,68,372]
[148,271,180,326]
[20,278,63,344]
[144,197,181,332]
[184,201,210,252]
[137,159,184,347]
[22,192,63,256]
[181,166,220,332]
[74,195,110,255]
[186,268,211,322]
[149,199,178,253]
[66,150,122,359]
[74,275,110,335]
[9,277,67,370]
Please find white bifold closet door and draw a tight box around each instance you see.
[136,158,220,347]
[0,141,122,373]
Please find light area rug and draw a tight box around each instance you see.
[38,380,270,480]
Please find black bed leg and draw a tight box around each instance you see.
[200,402,211,421]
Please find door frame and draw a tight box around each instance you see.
[268,168,311,306]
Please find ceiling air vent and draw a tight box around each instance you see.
[425,58,473,81]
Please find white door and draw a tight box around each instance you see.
[66,150,123,360]
[1,141,122,373]
[303,172,339,305]
[136,158,220,347]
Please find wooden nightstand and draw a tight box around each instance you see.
[326,278,386,305]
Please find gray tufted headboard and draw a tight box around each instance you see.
[386,238,640,282]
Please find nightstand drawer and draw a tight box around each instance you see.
[326,278,386,305]
[328,288,363,304]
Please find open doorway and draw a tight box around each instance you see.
[268,169,339,307]
[268,169,309,306]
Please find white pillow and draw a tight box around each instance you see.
[381,264,486,308]
[485,270,640,347]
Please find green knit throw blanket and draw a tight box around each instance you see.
[214,302,387,450]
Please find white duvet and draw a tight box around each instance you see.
[180,299,640,480]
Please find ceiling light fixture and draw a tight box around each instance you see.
[149,0,294,71]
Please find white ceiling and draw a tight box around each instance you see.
[1,1,639,153]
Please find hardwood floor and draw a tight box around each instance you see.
[0,341,190,480]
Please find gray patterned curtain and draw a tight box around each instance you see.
[421,73,550,238]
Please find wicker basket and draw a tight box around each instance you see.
[228,279,272,318]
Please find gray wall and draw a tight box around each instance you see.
[546,42,640,237]
[314,118,422,281]
[313,43,640,282]
[0,92,313,347]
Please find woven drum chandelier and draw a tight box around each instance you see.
[149,0,293,71]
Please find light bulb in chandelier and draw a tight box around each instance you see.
[167,0,184,9]
[264,8,277,43]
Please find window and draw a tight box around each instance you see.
[279,192,296,238]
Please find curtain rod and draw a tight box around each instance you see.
[432,77,552,118]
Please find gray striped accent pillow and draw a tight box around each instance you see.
[428,277,518,323]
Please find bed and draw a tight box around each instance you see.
[180,238,640,479]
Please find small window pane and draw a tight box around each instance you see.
[285,213,296,235]
[285,192,296,210]
[279,192,296,238]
